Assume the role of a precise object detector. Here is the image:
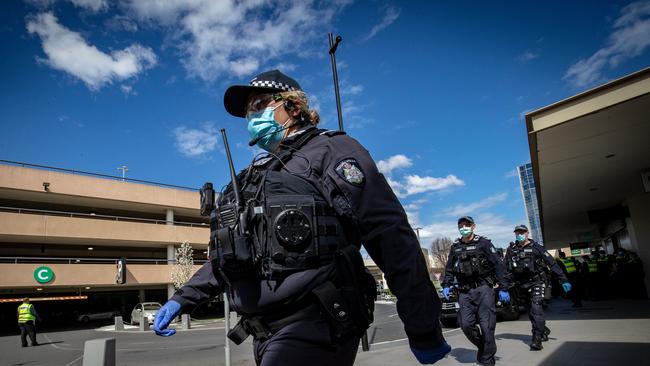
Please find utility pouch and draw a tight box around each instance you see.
[334,246,375,330]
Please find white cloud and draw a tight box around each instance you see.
[105,15,139,32]
[26,12,157,90]
[173,123,218,157]
[362,6,400,42]
[564,0,650,88]
[124,0,350,81]
[516,51,539,62]
[377,154,412,175]
[441,192,508,217]
[341,84,364,96]
[69,0,108,12]
[402,174,465,196]
[504,168,518,179]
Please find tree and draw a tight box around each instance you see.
[430,236,453,270]
[171,241,194,290]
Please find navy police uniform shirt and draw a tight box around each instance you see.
[441,235,510,289]
[171,126,444,349]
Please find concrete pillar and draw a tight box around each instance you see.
[181,314,191,330]
[167,244,176,299]
[82,338,115,366]
[627,194,650,296]
[138,289,145,303]
[166,209,174,225]
[114,316,124,331]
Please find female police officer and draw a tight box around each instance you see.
[152,70,451,365]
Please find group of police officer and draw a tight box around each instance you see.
[440,216,572,365]
[147,69,644,366]
[555,246,647,305]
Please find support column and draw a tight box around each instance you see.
[138,289,145,303]
[167,244,176,299]
[166,209,174,225]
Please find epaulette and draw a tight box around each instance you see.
[319,129,346,137]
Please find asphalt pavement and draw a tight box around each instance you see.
[3,299,649,365]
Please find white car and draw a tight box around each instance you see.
[76,310,121,323]
[130,302,162,325]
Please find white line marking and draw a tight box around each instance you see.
[361,327,461,348]
[64,355,83,366]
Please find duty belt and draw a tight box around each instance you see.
[228,302,321,344]
[458,277,494,291]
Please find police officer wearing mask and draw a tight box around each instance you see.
[441,216,509,366]
[152,70,451,365]
[504,225,572,351]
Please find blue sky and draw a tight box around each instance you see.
[1,0,650,247]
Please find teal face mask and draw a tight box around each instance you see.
[459,226,473,237]
[246,104,287,152]
[516,234,526,242]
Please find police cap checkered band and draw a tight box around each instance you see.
[224,69,302,118]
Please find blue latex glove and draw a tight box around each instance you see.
[498,290,510,303]
[411,342,451,364]
[562,282,572,293]
[442,287,451,300]
[153,300,181,337]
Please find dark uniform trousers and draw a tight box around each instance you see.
[253,317,360,366]
[521,281,546,336]
[19,320,37,346]
[457,285,496,365]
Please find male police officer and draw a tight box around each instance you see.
[557,251,582,307]
[505,225,571,350]
[152,70,450,365]
[442,216,509,366]
[17,298,40,347]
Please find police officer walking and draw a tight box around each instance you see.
[441,216,509,366]
[152,70,451,365]
[504,225,572,351]
[17,298,40,347]
[557,251,582,307]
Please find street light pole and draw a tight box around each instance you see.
[413,227,422,243]
[117,165,128,181]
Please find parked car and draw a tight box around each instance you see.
[439,285,522,327]
[75,310,121,323]
[130,302,162,325]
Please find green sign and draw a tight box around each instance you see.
[571,249,582,256]
[34,266,54,284]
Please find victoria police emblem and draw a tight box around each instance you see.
[336,159,365,186]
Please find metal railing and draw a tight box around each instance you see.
[0,206,208,228]
[0,159,199,191]
[0,256,207,265]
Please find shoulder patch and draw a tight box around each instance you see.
[335,158,365,186]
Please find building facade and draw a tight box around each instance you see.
[518,162,544,245]
[0,161,212,327]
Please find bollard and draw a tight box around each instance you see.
[229,311,238,328]
[82,338,115,366]
[181,314,191,330]
[139,316,149,331]
[114,316,124,331]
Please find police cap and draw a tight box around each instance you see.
[457,216,475,225]
[514,224,529,232]
[224,70,302,118]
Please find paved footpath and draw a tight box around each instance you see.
[356,299,650,366]
[2,299,648,365]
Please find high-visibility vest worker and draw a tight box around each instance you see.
[18,303,36,323]
[560,258,577,274]
[587,261,597,273]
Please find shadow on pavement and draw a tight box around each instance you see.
[544,299,650,321]
[495,332,531,345]
[448,347,478,364]
[539,341,650,366]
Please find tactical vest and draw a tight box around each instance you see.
[452,240,491,281]
[18,303,35,323]
[209,129,349,282]
[559,258,577,274]
[587,261,597,273]
[508,244,543,277]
